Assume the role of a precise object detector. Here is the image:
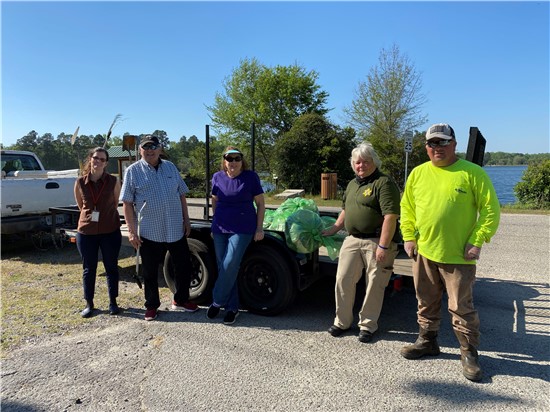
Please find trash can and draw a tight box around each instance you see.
[321,173,338,200]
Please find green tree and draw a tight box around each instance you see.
[151,130,170,149]
[344,44,428,189]
[514,159,550,208]
[12,131,39,152]
[54,132,79,170]
[207,57,329,173]
[274,113,356,194]
[368,129,430,189]
[167,135,201,174]
[36,133,57,169]
[110,136,123,146]
[344,44,427,138]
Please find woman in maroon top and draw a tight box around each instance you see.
[74,147,122,318]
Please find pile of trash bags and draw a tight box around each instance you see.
[263,198,345,260]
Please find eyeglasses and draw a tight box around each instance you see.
[426,140,453,148]
[141,144,159,150]
[92,156,107,162]
[224,156,242,162]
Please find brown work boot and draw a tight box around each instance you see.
[460,345,482,381]
[454,330,482,381]
[400,328,441,359]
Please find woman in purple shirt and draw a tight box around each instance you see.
[207,147,265,324]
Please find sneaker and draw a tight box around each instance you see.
[223,310,239,325]
[171,301,199,312]
[206,304,221,319]
[144,308,158,321]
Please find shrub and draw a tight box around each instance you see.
[514,160,550,208]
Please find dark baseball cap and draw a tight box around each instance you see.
[140,135,160,147]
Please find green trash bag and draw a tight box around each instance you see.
[319,216,345,261]
[266,198,316,232]
[284,209,324,254]
[267,210,290,232]
[263,209,275,229]
[278,197,319,215]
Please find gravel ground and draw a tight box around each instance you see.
[1,213,549,412]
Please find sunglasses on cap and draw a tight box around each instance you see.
[141,144,159,150]
[426,140,453,148]
[224,155,242,162]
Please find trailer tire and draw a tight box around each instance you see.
[163,238,216,304]
[238,244,296,316]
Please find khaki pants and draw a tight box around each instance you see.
[413,254,480,346]
[334,235,398,332]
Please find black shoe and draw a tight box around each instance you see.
[109,303,120,315]
[206,304,221,319]
[328,325,347,337]
[358,330,374,343]
[81,306,94,318]
[223,310,239,325]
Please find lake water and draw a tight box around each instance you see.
[262,165,528,205]
[483,165,527,205]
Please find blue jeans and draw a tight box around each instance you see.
[76,229,122,304]
[212,233,253,311]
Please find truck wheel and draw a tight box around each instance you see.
[238,244,296,316]
[163,238,216,304]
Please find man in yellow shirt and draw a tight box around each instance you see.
[400,123,500,382]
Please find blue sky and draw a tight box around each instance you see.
[2,1,549,154]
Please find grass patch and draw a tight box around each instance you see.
[500,204,550,215]
[0,241,172,356]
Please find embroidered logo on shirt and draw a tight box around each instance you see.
[363,188,372,197]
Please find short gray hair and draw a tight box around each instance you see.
[350,142,381,170]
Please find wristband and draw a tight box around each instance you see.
[378,244,388,250]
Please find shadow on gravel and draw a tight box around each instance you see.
[170,274,549,383]
[379,276,549,383]
[406,380,525,408]
[1,400,42,412]
[474,277,549,382]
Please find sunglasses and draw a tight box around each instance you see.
[141,144,159,150]
[224,155,242,162]
[92,156,107,162]
[426,140,453,148]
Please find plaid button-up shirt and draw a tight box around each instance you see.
[120,158,189,243]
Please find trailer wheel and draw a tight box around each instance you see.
[164,238,216,304]
[238,244,296,316]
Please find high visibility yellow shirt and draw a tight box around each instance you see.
[400,159,500,264]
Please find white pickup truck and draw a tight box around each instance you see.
[1,150,79,236]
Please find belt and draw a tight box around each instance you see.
[351,232,379,239]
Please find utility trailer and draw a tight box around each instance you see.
[50,201,412,316]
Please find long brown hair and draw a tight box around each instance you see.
[81,147,109,176]
[220,146,249,172]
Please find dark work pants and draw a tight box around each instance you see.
[139,236,192,309]
[76,229,122,304]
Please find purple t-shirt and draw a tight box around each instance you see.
[211,170,264,234]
